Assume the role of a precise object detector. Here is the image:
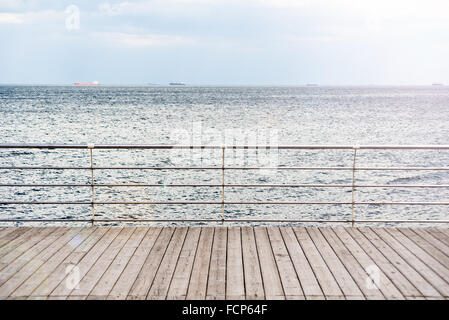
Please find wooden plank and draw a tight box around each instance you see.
[279,227,323,299]
[0,228,27,243]
[25,295,48,300]
[127,227,175,300]
[306,295,326,300]
[0,228,38,253]
[47,227,122,298]
[436,227,449,237]
[0,227,54,259]
[345,227,421,299]
[166,227,201,300]
[400,228,449,265]
[293,227,342,299]
[307,227,364,299]
[254,227,284,300]
[332,227,403,299]
[241,226,264,300]
[2,226,447,300]
[27,227,110,298]
[406,296,427,300]
[358,227,441,298]
[88,227,149,299]
[0,227,68,285]
[0,228,83,298]
[267,227,303,299]
[107,227,162,299]
[408,228,449,258]
[0,228,30,248]
[10,227,98,298]
[186,227,214,300]
[426,296,446,300]
[326,295,346,300]
[147,227,188,299]
[374,227,449,297]
[226,227,245,300]
[68,227,136,298]
[206,227,227,300]
[285,295,306,300]
[0,227,58,269]
[45,295,67,300]
[424,228,449,248]
[433,227,449,244]
[424,227,449,246]
[319,227,384,300]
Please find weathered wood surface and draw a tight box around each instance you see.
[0,226,448,300]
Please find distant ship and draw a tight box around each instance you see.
[306,84,318,87]
[74,81,100,86]
[432,83,444,86]
[169,82,185,86]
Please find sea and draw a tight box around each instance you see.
[1,85,448,226]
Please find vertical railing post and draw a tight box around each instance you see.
[221,146,225,225]
[351,146,359,227]
[88,144,95,227]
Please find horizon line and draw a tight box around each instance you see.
[0,83,445,87]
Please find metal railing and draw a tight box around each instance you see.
[1,144,449,225]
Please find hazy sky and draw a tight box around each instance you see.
[1,0,449,85]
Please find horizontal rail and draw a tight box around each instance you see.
[1,144,449,149]
[1,143,448,225]
[2,166,449,171]
[0,219,448,223]
[1,184,449,188]
[1,201,449,205]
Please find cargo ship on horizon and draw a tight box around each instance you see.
[74,81,100,86]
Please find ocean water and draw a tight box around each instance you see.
[0,85,448,226]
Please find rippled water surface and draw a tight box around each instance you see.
[1,86,448,226]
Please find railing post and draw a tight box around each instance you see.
[88,144,95,227]
[221,146,225,225]
[351,146,359,227]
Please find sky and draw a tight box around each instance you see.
[1,0,449,85]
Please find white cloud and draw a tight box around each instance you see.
[92,31,195,47]
[0,10,61,25]
[0,13,24,24]
[98,0,213,17]
[0,0,26,10]
[255,0,311,8]
[98,2,132,16]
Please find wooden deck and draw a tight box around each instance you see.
[0,226,448,300]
